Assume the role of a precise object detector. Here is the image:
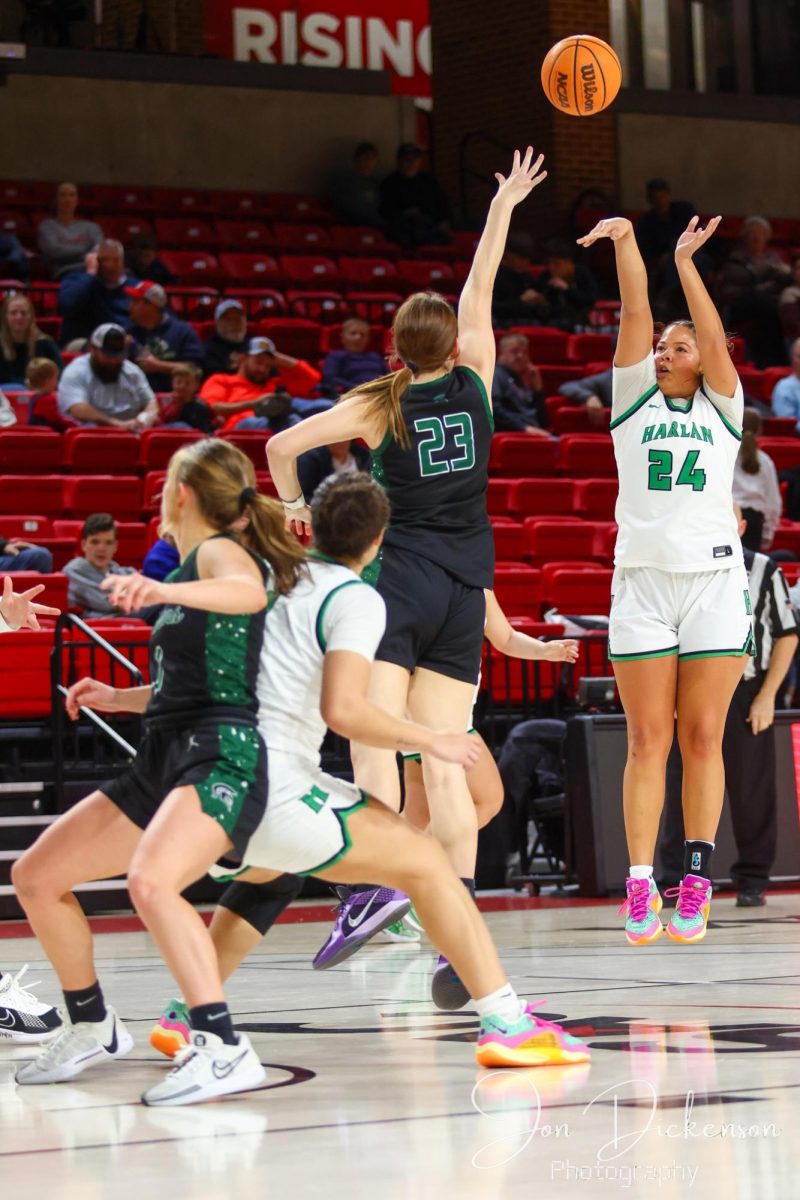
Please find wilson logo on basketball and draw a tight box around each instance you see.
[581,63,598,111]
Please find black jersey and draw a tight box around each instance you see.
[145,533,269,728]
[370,365,495,588]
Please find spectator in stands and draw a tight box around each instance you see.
[0,386,16,428]
[491,334,549,435]
[26,357,75,431]
[202,299,248,377]
[125,230,175,288]
[733,408,782,553]
[200,336,329,433]
[635,178,697,318]
[58,239,136,346]
[63,513,137,619]
[37,182,104,280]
[0,232,30,282]
[297,439,371,501]
[536,239,599,332]
[0,294,62,388]
[158,363,214,433]
[321,318,386,395]
[717,216,791,368]
[492,231,547,327]
[779,254,800,350]
[379,143,452,249]
[125,281,204,394]
[57,323,158,431]
[328,141,385,229]
[559,366,613,428]
[141,532,180,582]
[771,337,800,431]
[0,532,53,574]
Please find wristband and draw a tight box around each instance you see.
[282,494,306,512]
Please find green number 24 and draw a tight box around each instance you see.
[415,413,475,477]
[647,449,706,492]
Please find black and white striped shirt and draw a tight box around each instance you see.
[745,548,800,682]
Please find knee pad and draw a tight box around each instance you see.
[218,874,304,936]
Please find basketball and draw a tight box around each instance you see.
[541,34,622,117]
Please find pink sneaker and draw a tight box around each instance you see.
[618,876,663,945]
[665,874,712,943]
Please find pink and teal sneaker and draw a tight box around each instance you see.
[149,999,191,1059]
[475,1001,591,1069]
[665,874,712,943]
[618,876,663,945]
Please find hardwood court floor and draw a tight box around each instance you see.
[1,895,799,1199]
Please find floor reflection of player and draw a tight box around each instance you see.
[267,149,550,1003]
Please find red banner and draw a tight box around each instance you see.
[204,2,431,97]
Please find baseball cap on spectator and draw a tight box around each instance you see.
[125,280,167,308]
[215,299,245,320]
[245,336,276,356]
[89,324,127,358]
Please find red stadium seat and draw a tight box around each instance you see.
[489,434,559,477]
[737,366,765,400]
[273,223,333,252]
[762,417,797,436]
[396,260,454,291]
[164,286,219,321]
[523,518,600,565]
[62,429,140,472]
[573,478,618,520]
[329,226,397,257]
[220,431,272,471]
[150,187,212,215]
[0,475,64,515]
[568,332,614,363]
[154,217,216,251]
[64,476,142,520]
[0,628,54,716]
[143,472,166,513]
[91,184,154,212]
[559,434,617,478]
[770,522,800,555]
[266,193,331,222]
[486,478,511,516]
[758,438,800,471]
[0,429,62,472]
[139,429,204,471]
[159,251,221,286]
[0,211,32,239]
[27,282,60,315]
[340,257,399,289]
[509,327,571,364]
[492,519,525,561]
[215,219,274,250]
[538,365,587,392]
[286,290,348,323]
[0,181,34,208]
[481,636,562,703]
[540,560,598,597]
[279,255,341,288]
[208,190,272,218]
[347,292,404,325]
[548,567,613,615]
[508,478,575,518]
[256,317,323,359]
[0,515,52,537]
[320,323,386,354]
[551,407,610,434]
[101,215,154,243]
[2,571,69,612]
[762,367,793,402]
[218,252,282,286]
[492,564,543,619]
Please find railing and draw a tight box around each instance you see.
[51,614,146,809]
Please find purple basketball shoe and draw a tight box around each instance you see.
[312,887,412,969]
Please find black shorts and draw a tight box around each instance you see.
[102,719,268,857]
[372,546,485,684]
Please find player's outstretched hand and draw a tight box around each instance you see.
[540,638,580,663]
[283,505,312,540]
[427,731,483,769]
[0,577,60,631]
[101,572,166,614]
[494,147,547,207]
[65,677,119,721]
[576,216,633,247]
[674,215,721,261]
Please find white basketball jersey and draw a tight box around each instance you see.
[257,557,386,768]
[611,356,744,572]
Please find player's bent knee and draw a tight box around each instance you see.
[127,866,165,915]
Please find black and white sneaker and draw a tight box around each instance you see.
[0,965,62,1044]
[141,1030,266,1106]
[15,1007,133,1084]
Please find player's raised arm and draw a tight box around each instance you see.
[457,147,547,385]
[577,216,652,367]
[675,216,739,405]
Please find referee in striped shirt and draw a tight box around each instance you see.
[661,505,800,905]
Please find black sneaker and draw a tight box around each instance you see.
[736,889,766,907]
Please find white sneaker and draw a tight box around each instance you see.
[15,1007,133,1084]
[141,1030,266,1107]
[0,965,62,1044]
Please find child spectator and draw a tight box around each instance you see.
[159,363,215,433]
[63,513,137,619]
[321,318,386,395]
[26,358,76,431]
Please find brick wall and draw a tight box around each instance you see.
[430,0,618,244]
[99,0,204,55]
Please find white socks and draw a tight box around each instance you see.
[475,983,525,1025]
[629,864,653,880]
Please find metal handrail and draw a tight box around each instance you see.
[51,613,146,807]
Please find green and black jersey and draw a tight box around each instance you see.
[370,365,495,589]
[145,533,269,728]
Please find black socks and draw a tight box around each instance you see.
[64,981,107,1025]
[190,1002,237,1045]
[684,840,714,881]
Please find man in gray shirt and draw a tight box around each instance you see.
[37,182,104,280]
[63,513,137,619]
[57,324,159,430]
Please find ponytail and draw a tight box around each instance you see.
[739,407,762,475]
[243,494,307,595]
[340,367,413,449]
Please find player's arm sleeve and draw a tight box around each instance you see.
[610,354,657,427]
[320,583,386,660]
[703,374,744,438]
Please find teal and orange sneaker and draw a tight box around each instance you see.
[618,876,663,945]
[149,999,191,1059]
[665,874,712,943]
[475,1001,591,1069]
